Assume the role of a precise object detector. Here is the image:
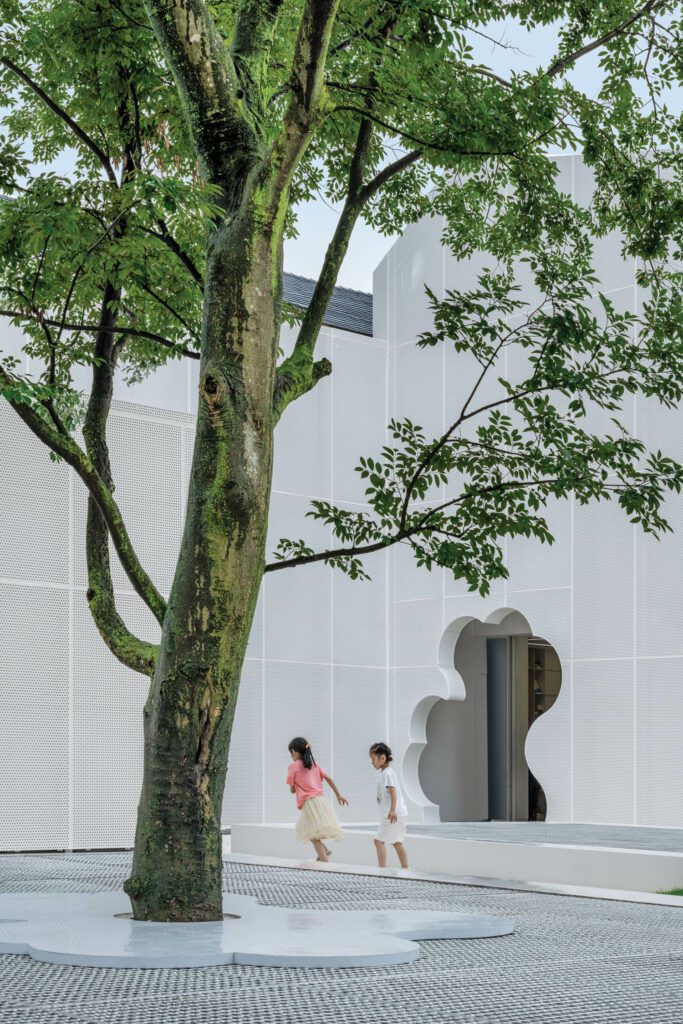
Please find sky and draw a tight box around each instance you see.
[284,18,681,293]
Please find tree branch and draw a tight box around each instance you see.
[138,281,201,342]
[545,1,665,78]
[231,0,285,121]
[273,181,362,417]
[0,364,168,629]
[348,116,374,196]
[140,222,204,290]
[330,103,516,157]
[0,56,118,184]
[40,321,67,436]
[266,0,340,205]
[142,0,257,189]
[287,0,339,122]
[329,11,380,56]
[80,278,160,674]
[397,302,548,531]
[70,98,162,671]
[109,0,155,32]
[30,238,49,309]
[358,149,422,203]
[272,350,332,422]
[0,308,199,359]
[265,534,394,572]
[410,478,561,534]
[470,66,511,89]
[263,477,561,573]
[274,23,420,418]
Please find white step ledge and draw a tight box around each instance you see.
[230,823,683,900]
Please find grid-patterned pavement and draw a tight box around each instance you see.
[1,852,682,1024]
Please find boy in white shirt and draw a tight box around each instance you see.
[369,742,409,869]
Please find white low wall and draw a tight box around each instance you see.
[231,823,683,894]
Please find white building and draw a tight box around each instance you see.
[2,153,682,852]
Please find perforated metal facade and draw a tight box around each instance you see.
[0,315,389,850]
[2,153,683,851]
[382,153,683,830]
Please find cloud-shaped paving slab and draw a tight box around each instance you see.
[0,891,514,968]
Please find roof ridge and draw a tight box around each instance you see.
[283,271,373,337]
[283,270,372,301]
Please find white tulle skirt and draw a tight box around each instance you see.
[295,795,344,843]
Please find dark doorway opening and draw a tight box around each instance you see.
[527,638,561,820]
[486,635,561,821]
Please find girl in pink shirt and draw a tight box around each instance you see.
[286,736,348,862]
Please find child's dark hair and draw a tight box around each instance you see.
[369,742,393,763]
[288,736,316,770]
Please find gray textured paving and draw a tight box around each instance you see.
[1,852,682,1023]
[349,821,683,853]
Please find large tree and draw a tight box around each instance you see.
[1,0,682,920]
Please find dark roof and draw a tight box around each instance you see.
[283,272,373,337]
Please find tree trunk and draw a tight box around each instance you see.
[124,208,281,920]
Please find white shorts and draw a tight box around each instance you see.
[375,816,408,843]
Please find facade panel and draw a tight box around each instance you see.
[262,660,332,822]
[2,153,683,847]
[635,657,683,826]
[572,659,635,825]
[332,665,388,819]
[0,583,71,850]
[222,658,265,826]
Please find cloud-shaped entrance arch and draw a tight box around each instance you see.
[401,608,565,823]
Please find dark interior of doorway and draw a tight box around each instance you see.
[527,638,561,820]
[486,635,561,822]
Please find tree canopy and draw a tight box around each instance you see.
[2,0,683,922]
[1,0,683,599]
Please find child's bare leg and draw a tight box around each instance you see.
[312,839,329,862]
[393,842,409,869]
[374,839,387,868]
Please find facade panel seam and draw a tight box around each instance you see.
[67,466,74,850]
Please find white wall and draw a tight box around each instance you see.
[224,323,391,828]
[377,153,683,828]
[0,392,183,850]
[0,317,390,850]
[3,152,683,850]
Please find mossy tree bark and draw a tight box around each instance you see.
[124,204,282,919]
[117,0,342,921]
